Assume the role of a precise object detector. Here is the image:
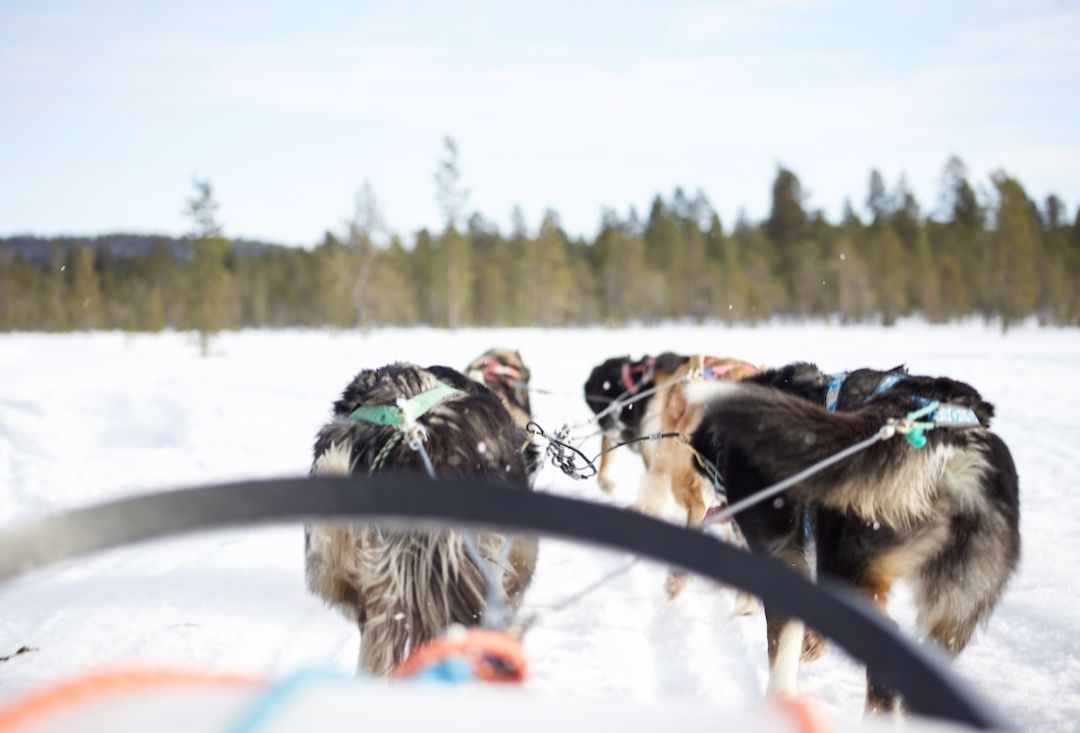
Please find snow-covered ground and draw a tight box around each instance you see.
[0,324,1077,731]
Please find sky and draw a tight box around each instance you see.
[1,0,1078,245]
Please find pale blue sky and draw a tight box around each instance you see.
[1,0,1077,244]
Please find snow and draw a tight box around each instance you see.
[0,323,1077,731]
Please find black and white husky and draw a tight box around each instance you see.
[582,352,689,494]
[304,363,540,676]
[689,363,1020,712]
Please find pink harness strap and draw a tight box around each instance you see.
[703,360,759,379]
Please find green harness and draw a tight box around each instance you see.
[345,380,463,474]
[347,380,463,427]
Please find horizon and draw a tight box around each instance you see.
[2,1,1078,245]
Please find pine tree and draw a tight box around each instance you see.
[867,224,907,325]
[412,229,438,325]
[989,173,1040,330]
[68,246,105,330]
[43,243,69,331]
[1069,207,1080,324]
[434,137,472,328]
[1033,193,1071,324]
[866,169,890,227]
[639,196,673,319]
[521,211,573,326]
[0,254,36,329]
[706,214,750,323]
[939,157,985,316]
[734,213,785,322]
[766,167,811,313]
[348,181,383,331]
[185,178,232,355]
[467,213,505,326]
[370,237,421,325]
[595,214,647,324]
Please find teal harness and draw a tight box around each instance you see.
[346,380,464,474]
[824,371,981,429]
[347,381,463,427]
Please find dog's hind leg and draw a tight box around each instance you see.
[859,577,902,714]
[504,534,540,606]
[664,459,710,598]
[762,545,812,697]
[597,434,617,494]
[634,457,671,519]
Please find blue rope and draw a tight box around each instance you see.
[227,667,352,733]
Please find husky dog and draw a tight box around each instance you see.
[636,354,761,601]
[304,363,540,676]
[465,348,532,428]
[690,363,1020,712]
[582,352,689,494]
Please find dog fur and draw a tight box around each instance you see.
[304,363,540,676]
[689,363,1020,712]
[635,355,761,602]
[582,352,689,494]
[465,348,532,428]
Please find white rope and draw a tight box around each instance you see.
[568,373,693,435]
[705,422,897,526]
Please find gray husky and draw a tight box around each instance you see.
[304,362,539,675]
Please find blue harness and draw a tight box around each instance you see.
[823,371,980,427]
[806,370,981,542]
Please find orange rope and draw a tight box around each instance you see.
[393,628,528,683]
[0,666,262,732]
[774,696,828,733]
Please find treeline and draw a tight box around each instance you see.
[2,156,1078,333]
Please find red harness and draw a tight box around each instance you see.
[474,358,524,391]
[619,358,656,393]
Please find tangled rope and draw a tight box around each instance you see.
[527,422,683,481]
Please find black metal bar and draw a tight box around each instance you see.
[0,475,1012,730]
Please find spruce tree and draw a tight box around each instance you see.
[766,167,810,313]
[185,178,232,355]
[348,181,383,331]
[68,246,105,330]
[989,173,1040,330]
[434,137,472,328]
[44,243,69,331]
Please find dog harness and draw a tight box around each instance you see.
[347,381,463,427]
[700,359,760,380]
[473,357,524,389]
[620,358,656,393]
[824,371,981,427]
[471,356,530,410]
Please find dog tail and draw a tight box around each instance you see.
[690,382,906,500]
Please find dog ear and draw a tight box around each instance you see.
[652,351,687,374]
[785,361,822,384]
[888,364,908,374]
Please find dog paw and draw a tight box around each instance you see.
[801,627,827,662]
[665,570,689,599]
[732,591,760,617]
[598,476,616,494]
